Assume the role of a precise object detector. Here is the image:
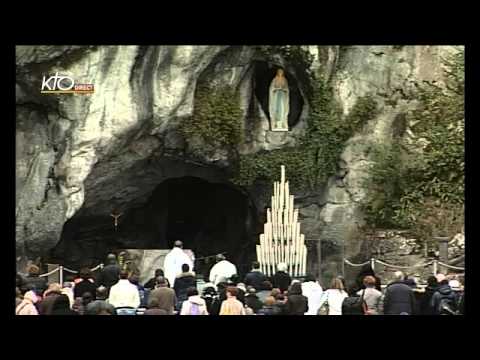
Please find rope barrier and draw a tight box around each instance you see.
[38,267,60,278]
[36,263,104,277]
[344,258,464,273]
[437,261,465,270]
[62,267,78,274]
[90,264,103,272]
[344,259,370,267]
[375,259,434,269]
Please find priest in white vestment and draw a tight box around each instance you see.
[209,254,237,286]
[164,240,194,287]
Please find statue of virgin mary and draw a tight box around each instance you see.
[269,68,289,131]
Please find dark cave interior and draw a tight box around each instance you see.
[50,177,261,276]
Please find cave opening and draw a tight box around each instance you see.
[50,176,261,278]
[253,61,304,128]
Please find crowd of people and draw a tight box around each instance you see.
[15,247,464,316]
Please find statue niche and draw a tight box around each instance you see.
[269,68,289,131]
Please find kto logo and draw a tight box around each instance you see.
[41,72,94,94]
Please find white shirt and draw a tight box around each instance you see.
[107,279,140,308]
[164,247,194,288]
[209,260,237,286]
[301,281,323,315]
[319,289,348,315]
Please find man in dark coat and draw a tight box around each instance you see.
[97,254,120,291]
[244,261,267,290]
[383,271,416,315]
[271,262,292,293]
[173,263,197,310]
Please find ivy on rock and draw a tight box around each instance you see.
[361,49,464,246]
[180,83,243,153]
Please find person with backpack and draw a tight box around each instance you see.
[357,276,383,315]
[318,277,349,315]
[431,274,459,315]
[383,271,416,315]
[180,287,209,315]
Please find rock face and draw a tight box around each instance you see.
[16,45,460,278]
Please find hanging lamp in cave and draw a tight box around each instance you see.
[269,68,289,131]
[256,165,307,277]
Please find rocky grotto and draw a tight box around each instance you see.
[16,45,462,283]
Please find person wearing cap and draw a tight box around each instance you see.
[164,241,194,288]
[209,254,237,286]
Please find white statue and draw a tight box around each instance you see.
[269,68,289,131]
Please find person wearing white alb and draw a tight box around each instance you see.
[107,270,140,309]
[209,254,237,286]
[164,240,194,288]
[301,275,323,315]
[318,277,348,315]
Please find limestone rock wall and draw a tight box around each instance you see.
[15,45,460,274]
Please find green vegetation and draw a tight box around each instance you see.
[180,83,243,152]
[361,49,464,245]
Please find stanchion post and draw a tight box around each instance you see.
[370,258,375,271]
[433,260,438,276]
[435,236,449,275]
[59,266,64,285]
[100,263,104,270]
